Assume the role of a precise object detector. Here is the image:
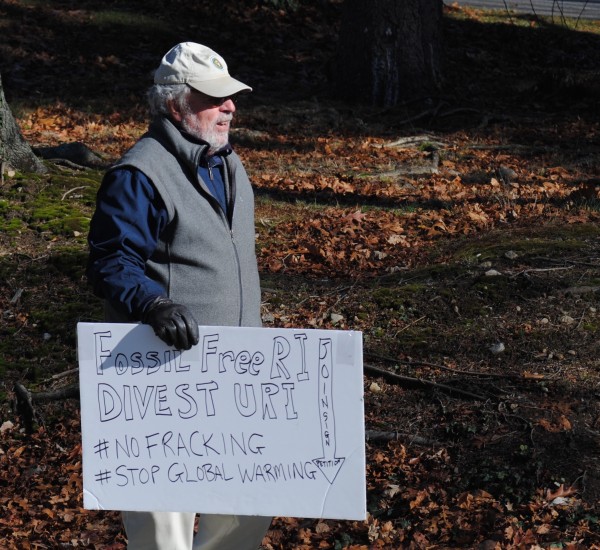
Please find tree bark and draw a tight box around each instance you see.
[0,72,47,174]
[333,0,443,107]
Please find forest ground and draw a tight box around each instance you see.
[0,1,599,548]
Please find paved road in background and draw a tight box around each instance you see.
[445,0,600,20]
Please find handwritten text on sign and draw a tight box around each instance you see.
[77,323,366,520]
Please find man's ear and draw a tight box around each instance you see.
[167,99,183,123]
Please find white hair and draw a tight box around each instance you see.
[146,83,190,116]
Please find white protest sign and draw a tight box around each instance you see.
[77,323,366,520]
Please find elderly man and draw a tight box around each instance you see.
[87,42,271,550]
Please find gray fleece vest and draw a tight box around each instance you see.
[106,116,261,328]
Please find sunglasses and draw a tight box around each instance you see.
[188,87,238,106]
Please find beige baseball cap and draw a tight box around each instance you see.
[154,42,252,98]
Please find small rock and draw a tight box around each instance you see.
[43,333,52,341]
[480,261,493,268]
[262,312,275,323]
[560,315,575,325]
[567,350,577,356]
[369,382,382,393]
[498,165,518,183]
[0,420,14,434]
[330,313,344,325]
[489,342,505,355]
[540,318,550,325]
[485,269,502,277]
[10,289,23,305]
[504,250,518,260]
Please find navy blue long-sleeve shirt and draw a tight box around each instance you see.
[87,155,228,318]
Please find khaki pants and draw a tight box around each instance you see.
[122,511,272,550]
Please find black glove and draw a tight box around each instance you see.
[142,297,199,350]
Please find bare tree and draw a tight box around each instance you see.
[0,72,47,174]
[333,0,443,107]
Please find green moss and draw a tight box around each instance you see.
[31,295,102,341]
[447,224,600,265]
[11,171,101,237]
[48,247,90,280]
[0,217,26,234]
[29,203,84,235]
[372,284,426,312]
[90,9,174,32]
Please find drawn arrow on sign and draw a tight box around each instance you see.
[312,338,345,484]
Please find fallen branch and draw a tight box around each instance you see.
[531,256,600,269]
[383,134,446,149]
[40,367,79,384]
[29,385,80,402]
[512,265,575,276]
[365,351,526,380]
[33,142,107,169]
[61,186,89,200]
[14,382,35,434]
[47,158,91,171]
[393,315,426,336]
[365,430,439,447]
[14,382,80,434]
[364,363,487,401]
[10,288,23,305]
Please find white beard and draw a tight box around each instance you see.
[179,103,232,155]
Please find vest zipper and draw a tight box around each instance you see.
[230,229,244,326]
[222,160,243,326]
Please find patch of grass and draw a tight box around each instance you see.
[583,321,600,332]
[90,10,172,31]
[48,247,90,280]
[576,198,600,212]
[31,302,89,338]
[372,285,424,313]
[447,4,600,33]
[362,203,419,215]
[444,224,600,265]
[5,218,26,234]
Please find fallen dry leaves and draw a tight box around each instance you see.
[1,0,600,548]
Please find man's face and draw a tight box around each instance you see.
[171,89,236,154]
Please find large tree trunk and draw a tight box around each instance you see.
[333,0,443,107]
[0,72,47,174]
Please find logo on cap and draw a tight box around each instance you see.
[210,56,225,71]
